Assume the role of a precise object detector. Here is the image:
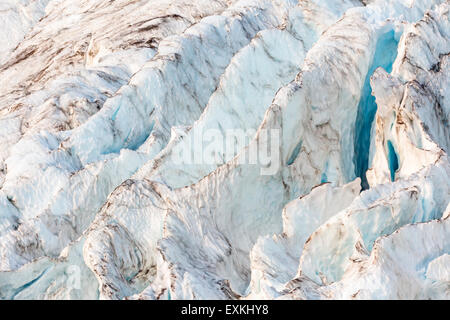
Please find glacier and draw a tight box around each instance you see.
[0,0,448,300]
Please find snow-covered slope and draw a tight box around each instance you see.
[0,0,53,64]
[0,0,448,300]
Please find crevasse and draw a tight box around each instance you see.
[354,29,399,189]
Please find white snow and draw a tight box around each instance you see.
[0,0,448,300]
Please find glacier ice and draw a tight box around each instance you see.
[0,0,448,300]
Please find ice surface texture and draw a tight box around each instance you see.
[0,0,448,300]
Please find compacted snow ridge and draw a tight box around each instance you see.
[0,0,448,300]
